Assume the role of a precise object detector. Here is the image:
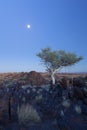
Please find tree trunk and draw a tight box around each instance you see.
[50,67,62,85]
[51,73,55,85]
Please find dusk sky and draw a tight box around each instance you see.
[0,0,87,72]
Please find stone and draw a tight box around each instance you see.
[28,71,48,86]
[57,118,70,130]
[73,77,85,87]
[73,87,84,100]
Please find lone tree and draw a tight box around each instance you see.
[37,47,83,85]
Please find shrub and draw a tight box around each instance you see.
[35,95,43,102]
[22,97,26,102]
[74,105,82,114]
[27,89,30,93]
[62,100,71,108]
[32,88,36,92]
[18,104,41,125]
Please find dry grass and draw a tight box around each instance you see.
[18,104,41,125]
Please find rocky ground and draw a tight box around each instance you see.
[0,71,87,130]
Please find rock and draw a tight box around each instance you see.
[57,118,70,130]
[73,77,85,87]
[83,98,87,105]
[50,84,62,98]
[0,73,87,129]
[28,71,48,86]
[61,77,68,89]
[73,87,84,100]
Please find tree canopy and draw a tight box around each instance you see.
[37,47,83,72]
[37,47,83,84]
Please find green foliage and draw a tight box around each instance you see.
[37,47,83,72]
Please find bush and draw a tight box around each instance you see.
[18,104,41,125]
[35,95,43,102]
[74,105,82,114]
[62,100,71,108]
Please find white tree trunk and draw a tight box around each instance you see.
[51,73,55,85]
[50,67,62,85]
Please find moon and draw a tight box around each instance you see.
[27,24,31,29]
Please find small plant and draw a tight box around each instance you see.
[22,97,26,102]
[38,88,43,92]
[83,87,87,92]
[35,95,43,101]
[27,89,30,93]
[75,105,82,114]
[32,88,36,92]
[62,100,71,108]
[37,90,40,94]
[18,104,41,125]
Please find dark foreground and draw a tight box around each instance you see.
[0,71,87,130]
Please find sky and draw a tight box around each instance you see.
[0,0,87,73]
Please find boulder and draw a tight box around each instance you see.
[28,71,48,86]
[73,87,84,100]
[73,77,85,87]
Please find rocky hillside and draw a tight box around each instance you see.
[0,71,87,130]
[0,71,49,88]
[0,71,87,88]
